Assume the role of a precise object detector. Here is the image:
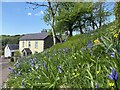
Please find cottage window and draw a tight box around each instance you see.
[28,41,31,47]
[35,41,38,49]
[22,41,24,47]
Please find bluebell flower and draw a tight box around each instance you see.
[28,68,31,72]
[8,67,12,71]
[21,81,24,88]
[81,47,86,51]
[95,83,99,88]
[31,63,34,67]
[35,63,40,70]
[87,43,93,49]
[17,71,21,76]
[63,48,69,53]
[87,40,92,44]
[57,66,62,73]
[43,62,48,70]
[110,52,115,58]
[90,49,93,56]
[54,50,56,54]
[8,67,14,73]
[108,67,118,81]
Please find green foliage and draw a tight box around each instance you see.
[6,22,120,88]
[14,50,21,57]
[0,35,22,50]
[114,1,120,28]
[0,51,3,56]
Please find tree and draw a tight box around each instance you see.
[91,2,112,28]
[55,2,93,36]
[41,29,48,32]
[27,1,59,45]
[115,1,120,28]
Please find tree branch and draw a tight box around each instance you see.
[26,2,49,10]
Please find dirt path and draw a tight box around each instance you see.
[0,58,10,89]
[0,66,10,88]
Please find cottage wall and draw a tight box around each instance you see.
[19,40,44,54]
[4,45,11,57]
[44,36,53,49]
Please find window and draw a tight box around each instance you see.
[35,41,38,49]
[28,41,31,47]
[22,41,24,47]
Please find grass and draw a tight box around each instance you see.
[6,22,120,88]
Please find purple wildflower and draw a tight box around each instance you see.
[81,47,86,51]
[95,83,99,88]
[87,43,93,49]
[21,81,24,88]
[17,71,21,76]
[31,63,34,67]
[57,66,62,73]
[28,68,31,72]
[43,62,48,70]
[110,52,115,58]
[54,50,56,54]
[8,67,14,72]
[63,48,69,53]
[108,67,118,81]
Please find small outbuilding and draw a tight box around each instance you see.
[4,44,19,57]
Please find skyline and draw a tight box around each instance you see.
[1,2,50,35]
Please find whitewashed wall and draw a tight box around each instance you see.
[4,45,11,57]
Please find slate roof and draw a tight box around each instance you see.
[7,44,19,50]
[19,32,49,40]
[22,48,32,53]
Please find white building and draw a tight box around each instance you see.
[4,44,19,57]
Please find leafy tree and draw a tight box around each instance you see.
[115,1,120,28]
[41,29,48,32]
[92,2,112,28]
[55,2,93,36]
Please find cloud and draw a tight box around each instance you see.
[34,11,44,16]
[27,13,32,16]
[40,11,44,14]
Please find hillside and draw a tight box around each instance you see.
[6,22,120,88]
[0,35,23,55]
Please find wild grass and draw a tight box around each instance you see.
[6,22,120,88]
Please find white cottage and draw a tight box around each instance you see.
[4,44,19,57]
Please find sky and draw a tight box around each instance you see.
[1,1,115,35]
[1,2,50,35]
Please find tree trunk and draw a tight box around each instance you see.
[47,0,56,45]
[94,22,98,29]
[99,2,102,27]
[51,15,56,45]
[90,14,95,30]
[99,17,102,27]
[69,29,73,36]
[78,20,84,34]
